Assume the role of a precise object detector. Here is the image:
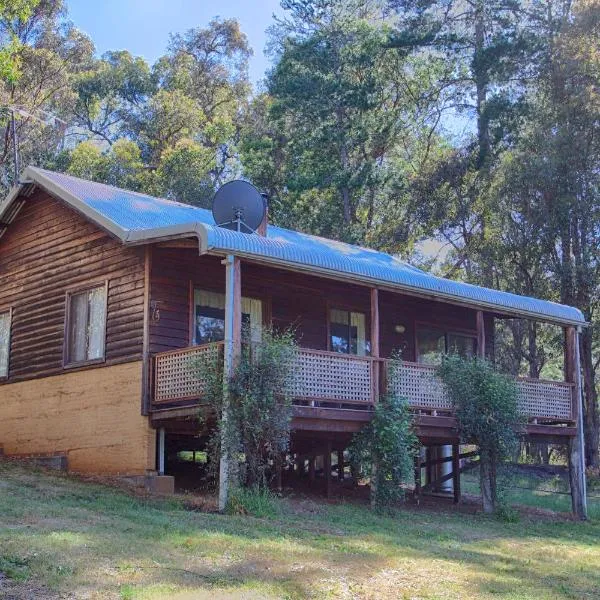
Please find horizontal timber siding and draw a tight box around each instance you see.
[0,190,145,383]
[149,247,487,361]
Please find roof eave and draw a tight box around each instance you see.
[203,246,587,328]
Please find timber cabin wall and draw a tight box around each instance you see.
[0,190,154,474]
[149,246,495,360]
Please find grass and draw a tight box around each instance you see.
[0,461,599,599]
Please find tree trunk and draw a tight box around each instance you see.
[568,436,587,520]
[473,0,490,168]
[479,449,495,514]
[580,328,599,468]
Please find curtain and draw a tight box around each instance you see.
[330,309,348,325]
[87,286,107,360]
[195,289,225,310]
[69,292,88,362]
[0,311,10,377]
[241,297,262,344]
[351,311,367,356]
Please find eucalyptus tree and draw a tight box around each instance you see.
[153,17,252,186]
[487,0,600,466]
[72,50,153,145]
[243,0,445,244]
[0,0,94,191]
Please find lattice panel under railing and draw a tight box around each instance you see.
[286,349,374,403]
[516,379,573,420]
[387,361,452,410]
[153,342,223,402]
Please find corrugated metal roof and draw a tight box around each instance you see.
[0,167,586,325]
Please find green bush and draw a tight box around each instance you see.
[349,389,419,512]
[195,327,297,491]
[438,355,523,514]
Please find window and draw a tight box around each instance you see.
[193,289,262,345]
[447,332,476,358]
[65,285,107,365]
[0,309,11,378]
[416,327,445,365]
[416,326,476,364]
[329,309,369,356]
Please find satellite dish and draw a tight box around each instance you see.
[211,180,266,234]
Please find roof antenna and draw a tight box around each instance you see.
[10,108,19,184]
[4,105,68,184]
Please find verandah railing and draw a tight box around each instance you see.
[386,360,574,421]
[152,342,574,421]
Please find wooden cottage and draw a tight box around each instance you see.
[0,167,587,514]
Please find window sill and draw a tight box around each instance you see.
[63,357,106,370]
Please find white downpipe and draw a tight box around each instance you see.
[439,445,453,493]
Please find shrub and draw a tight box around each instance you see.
[437,355,523,514]
[195,327,297,491]
[349,388,419,512]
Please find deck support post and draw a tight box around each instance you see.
[338,450,344,481]
[309,456,315,482]
[413,452,421,501]
[370,289,380,507]
[370,288,380,401]
[476,310,486,359]
[219,255,242,512]
[566,326,587,520]
[325,442,332,499]
[296,454,304,477]
[275,454,283,491]
[158,427,165,475]
[452,442,461,503]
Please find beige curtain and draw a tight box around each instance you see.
[87,286,107,360]
[69,292,88,362]
[195,289,225,310]
[0,311,10,377]
[242,297,262,343]
[351,311,367,356]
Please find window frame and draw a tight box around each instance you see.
[63,280,109,368]
[0,306,13,381]
[188,282,265,346]
[415,321,477,364]
[327,306,369,356]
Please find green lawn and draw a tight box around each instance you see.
[1,461,599,599]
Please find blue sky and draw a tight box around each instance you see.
[67,0,283,87]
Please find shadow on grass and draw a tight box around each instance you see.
[1,462,600,599]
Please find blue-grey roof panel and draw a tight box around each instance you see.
[26,168,585,325]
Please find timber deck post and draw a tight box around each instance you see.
[452,442,461,503]
[219,255,241,512]
[309,456,316,482]
[566,326,587,519]
[370,288,380,402]
[325,442,332,498]
[338,449,344,481]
